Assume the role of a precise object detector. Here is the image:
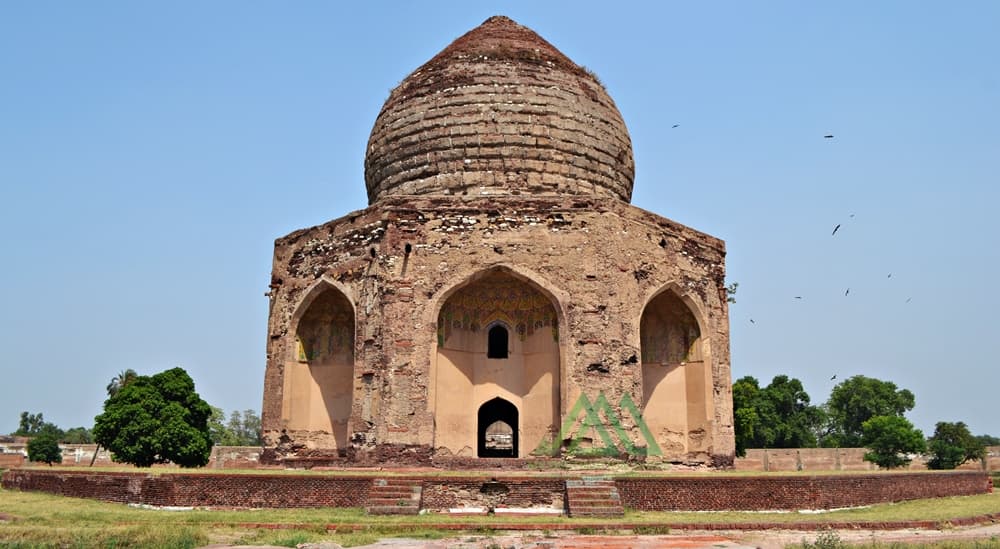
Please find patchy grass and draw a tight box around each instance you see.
[1,487,998,547]
[624,492,1000,525]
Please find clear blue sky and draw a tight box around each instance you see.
[2,2,997,440]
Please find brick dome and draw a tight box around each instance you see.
[364,16,635,204]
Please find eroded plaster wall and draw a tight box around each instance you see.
[261,196,734,466]
[281,286,355,450]
[640,290,713,461]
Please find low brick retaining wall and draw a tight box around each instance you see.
[1,469,989,511]
[617,471,990,511]
[0,470,371,508]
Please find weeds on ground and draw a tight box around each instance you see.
[799,529,845,549]
[632,525,671,535]
[792,537,1000,549]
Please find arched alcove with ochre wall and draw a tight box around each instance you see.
[433,269,560,458]
[639,288,712,458]
[282,282,355,450]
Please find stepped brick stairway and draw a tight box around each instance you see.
[564,476,625,518]
[366,478,423,515]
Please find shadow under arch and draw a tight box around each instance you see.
[638,282,713,459]
[283,277,357,451]
[429,265,564,458]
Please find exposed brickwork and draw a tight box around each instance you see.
[420,476,566,511]
[366,478,423,515]
[263,16,733,468]
[3,470,988,511]
[261,195,734,466]
[0,454,25,468]
[615,471,990,511]
[365,16,634,203]
[0,470,370,508]
[565,477,624,517]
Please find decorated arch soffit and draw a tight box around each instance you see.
[438,271,558,346]
[293,279,356,363]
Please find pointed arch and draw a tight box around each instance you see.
[429,265,564,458]
[638,283,713,459]
[282,278,356,450]
[478,397,519,458]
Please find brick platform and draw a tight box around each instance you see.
[1,469,989,512]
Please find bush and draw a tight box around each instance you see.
[27,433,62,465]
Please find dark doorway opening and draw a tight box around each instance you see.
[487,324,509,359]
[478,398,518,457]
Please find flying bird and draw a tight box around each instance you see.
[749,318,755,324]
[824,134,834,139]
[887,273,892,278]
[830,375,837,381]
[832,224,841,236]
[845,288,850,296]
[849,213,855,218]
[905,297,912,303]
[794,296,803,300]
[672,124,680,128]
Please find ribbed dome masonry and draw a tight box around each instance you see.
[364,15,635,204]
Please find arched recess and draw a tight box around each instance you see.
[478,398,519,458]
[639,287,711,457]
[282,280,355,450]
[432,268,561,458]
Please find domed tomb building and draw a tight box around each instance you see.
[261,16,735,467]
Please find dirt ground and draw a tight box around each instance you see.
[203,522,1000,549]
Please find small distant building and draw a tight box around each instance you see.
[260,16,734,467]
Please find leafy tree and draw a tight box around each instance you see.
[732,375,824,455]
[106,368,138,397]
[732,376,761,457]
[725,282,739,304]
[209,407,263,446]
[61,427,93,444]
[228,409,262,446]
[27,432,62,465]
[861,415,925,469]
[927,421,986,470]
[975,434,1000,446]
[823,375,915,448]
[14,411,63,439]
[93,367,213,468]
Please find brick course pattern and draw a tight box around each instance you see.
[420,477,566,510]
[365,16,634,203]
[2,470,989,511]
[616,471,990,511]
[0,470,370,508]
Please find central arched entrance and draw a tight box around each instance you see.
[433,268,561,458]
[478,398,518,457]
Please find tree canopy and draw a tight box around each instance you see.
[732,375,824,456]
[926,421,986,470]
[209,407,262,447]
[26,432,62,465]
[823,375,915,448]
[93,367,213,468]
[14,411,63,439]
[861,415,925,469]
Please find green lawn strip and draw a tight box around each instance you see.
[2,488,998,529]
